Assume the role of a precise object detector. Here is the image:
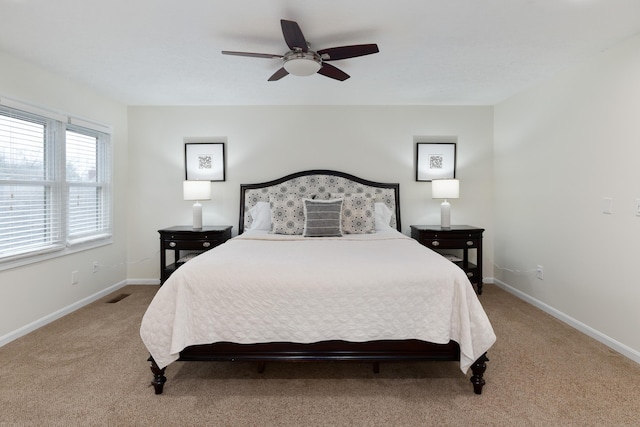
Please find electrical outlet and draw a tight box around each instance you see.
[536,265,544,280]
[71,271,79,285]
[636,199,640,217]
[93,261,99,273]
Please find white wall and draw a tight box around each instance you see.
[494,33,640,357]
[126,105,494,281]
[0,52,128,340]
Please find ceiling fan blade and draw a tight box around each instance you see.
[268,67,289,81]
[317,44,379,61]
[222,51,282,59]
[280,19,308,52]
[317,63,350,81]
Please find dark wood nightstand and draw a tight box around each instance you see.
[158,225,232,284]
[410,225,484,294]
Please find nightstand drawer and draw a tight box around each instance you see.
[163,238,224,250]
[418,238,478,249]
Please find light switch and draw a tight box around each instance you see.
[602,197,613,214]
[636,199,640,216]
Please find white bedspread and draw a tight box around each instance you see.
[140,230,496,373]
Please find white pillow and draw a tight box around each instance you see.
[248,201,272,231]
[374,202,394,231]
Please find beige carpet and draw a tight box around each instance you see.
[1,284,639,426]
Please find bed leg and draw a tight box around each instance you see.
[373,362,380,373]
[148,355,166,395]
[257,361,266,373]
[469,353,489,395]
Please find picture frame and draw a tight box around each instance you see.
[185,142,225,181]
[416,142,456,182]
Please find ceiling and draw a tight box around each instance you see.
[2,0,640,106]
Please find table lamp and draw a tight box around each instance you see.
[183,180,211,230]
[431,179,459,229]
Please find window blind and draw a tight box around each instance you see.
[66,127,111,242]
[0,108,63,258]
[0,102,112,264]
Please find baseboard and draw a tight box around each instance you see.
[126,278,160,285]
[0,280,128,347]
[493,278,640,365]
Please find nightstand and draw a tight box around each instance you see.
[410,225,484,294]
[158,225,232,284]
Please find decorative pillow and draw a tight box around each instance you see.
[248,201,272,231]
[342,193,375,234]
[303,199,343,237]
[374,202,394,231]
[269,193,305,235]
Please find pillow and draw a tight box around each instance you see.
[248,201,272,231]
[374,202,394,231]
[341,193,375,234]
[269,193,305,235]
[303,198,343,237]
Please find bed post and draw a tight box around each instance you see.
[469,353,489,394]
[148,355,166,394]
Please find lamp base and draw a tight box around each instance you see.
[440,200,451,229]
[192,201,203,230]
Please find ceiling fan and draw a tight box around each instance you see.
[222,19,379,81]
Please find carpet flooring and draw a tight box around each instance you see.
[1,284,639,426]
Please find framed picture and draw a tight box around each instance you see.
[416,142,456,181]
[185,142,225,181]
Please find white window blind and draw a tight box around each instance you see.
[66,126,111,243]
[0,102,112,265]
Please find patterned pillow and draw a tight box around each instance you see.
[342,193,375,234]
[269,193,304,235]
[303,199,343,237]
[310,192,333,200]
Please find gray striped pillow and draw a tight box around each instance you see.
[303,199,343,237]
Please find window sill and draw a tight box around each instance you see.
[0,237,113,272]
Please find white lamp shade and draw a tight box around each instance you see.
[183,180,211,201]
[432,179,459,199]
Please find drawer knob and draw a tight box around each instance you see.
[202,242,211,248]
[467,272,474,277]
[466,241,474,246]
[169,242,176,248]
[431,241,440,247]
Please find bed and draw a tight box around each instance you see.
[140,170,496,395]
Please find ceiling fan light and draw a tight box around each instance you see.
[284,58,321,76]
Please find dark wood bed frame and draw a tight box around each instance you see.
[148,170,489,394]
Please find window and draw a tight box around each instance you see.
[0,101,112,268]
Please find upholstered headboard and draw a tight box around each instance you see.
[239,170,401,234]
